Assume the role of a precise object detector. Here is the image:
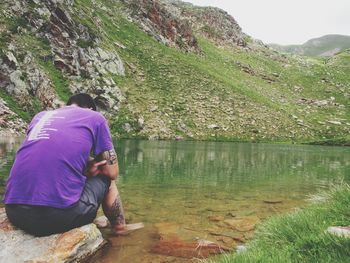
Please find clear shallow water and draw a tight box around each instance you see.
[1,138,350,262]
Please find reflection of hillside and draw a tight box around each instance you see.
[0,137,23,185]
[117,140,350,193]
[1,138,349,195]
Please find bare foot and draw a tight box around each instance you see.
[113,222,144,236]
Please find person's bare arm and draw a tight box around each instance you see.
[95,149,119,180]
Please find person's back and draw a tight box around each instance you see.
[4,105,112,208]
[3,93,143,237]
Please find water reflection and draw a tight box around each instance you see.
[1,138,349,202]
[0,137,23,186]
[116,140,350,192]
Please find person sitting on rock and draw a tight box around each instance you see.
[3,93,143,236]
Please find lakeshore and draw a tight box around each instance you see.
[214,184,350,263]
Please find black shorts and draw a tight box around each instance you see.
[5,175,111,237]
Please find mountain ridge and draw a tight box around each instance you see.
[270,34,350,57]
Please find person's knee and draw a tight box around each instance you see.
[86,174,111,190]
[97,174,112,189]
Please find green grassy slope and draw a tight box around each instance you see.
[1,0,349,143]
[77,0,349,142]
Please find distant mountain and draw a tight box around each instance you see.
[270,34,350,57]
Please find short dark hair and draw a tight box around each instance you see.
[66,93,97,111]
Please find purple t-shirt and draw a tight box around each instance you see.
[3,106,114,208]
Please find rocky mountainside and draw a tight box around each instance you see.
[121,0,200,52]
[163,0,247,47]
[0,0,349,143]
[120,0,246,51]
[270,34,350,57]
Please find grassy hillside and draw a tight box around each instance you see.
[75,0,349,142]
[0,0,349,143]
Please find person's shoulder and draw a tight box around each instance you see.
[32,110,47,120]
[85,110,107,123]
[35,110,48,116]
[57,106,107,124]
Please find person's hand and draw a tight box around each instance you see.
[84,158,107,177]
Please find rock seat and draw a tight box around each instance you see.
[0,208,106,263]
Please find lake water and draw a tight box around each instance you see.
[1,138,349,262]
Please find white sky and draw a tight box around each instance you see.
[184,0,350,45]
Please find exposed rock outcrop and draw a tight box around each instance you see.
[121,0,246,50]
[165,0,247,47]
[0,51,58,110]
[0,98,26,136]
[0,208,106,263]
[0,0,125,121]
[121,0,200,52]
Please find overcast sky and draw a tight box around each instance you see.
[184,0,350,45]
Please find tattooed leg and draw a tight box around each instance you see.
[102,182,126,230]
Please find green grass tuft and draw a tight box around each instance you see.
[38,59,72,102]
[4,16,29,34]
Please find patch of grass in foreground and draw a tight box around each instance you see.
[213,184,350,263]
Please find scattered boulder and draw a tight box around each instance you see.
[327,226,350,238]
[208,124,220,130]
[297,96,342,110]
[236,245,247,253]
[123,122,133,133]
[327,120,342,125]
